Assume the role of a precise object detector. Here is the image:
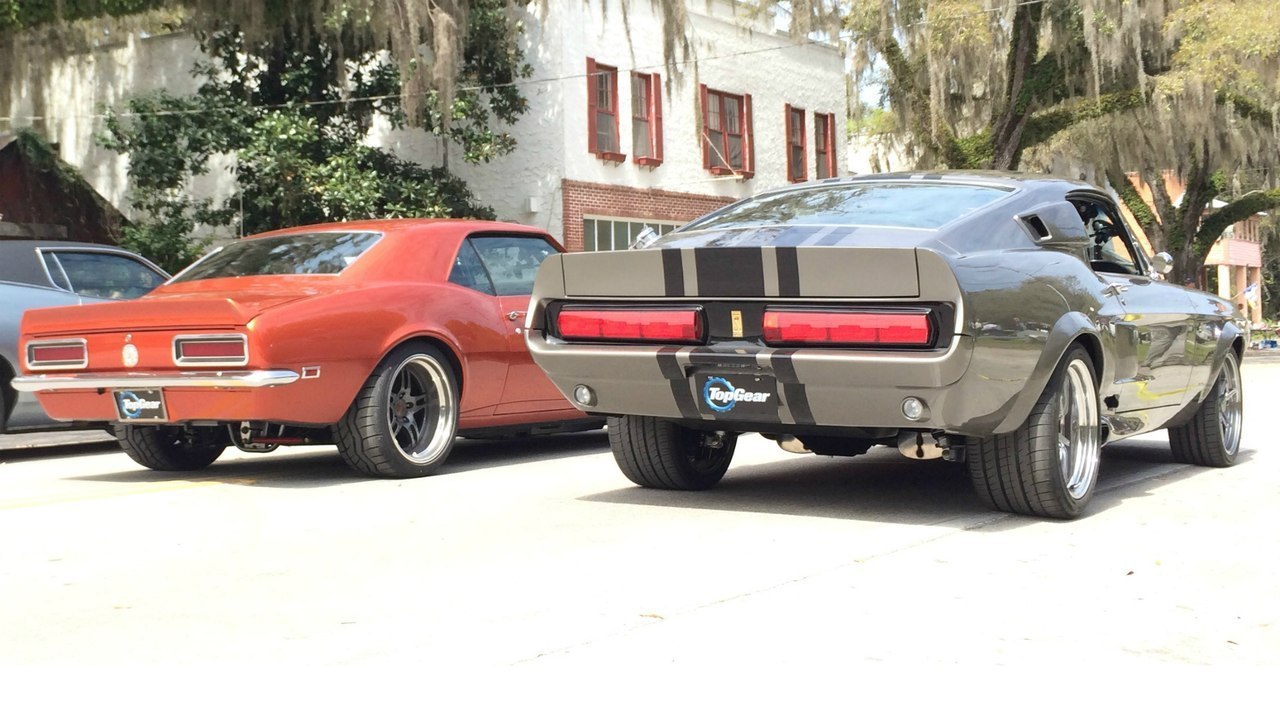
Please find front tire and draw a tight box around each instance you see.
[1169,351,1243,467]
[966,346,1102,519]
[115,424,226,471]
[334,344,459,478]
[609,416,736,490]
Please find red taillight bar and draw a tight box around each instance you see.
[557,307,703,343]
[173,335,248,366]
[26,339,88,370]
[763,310,932,347]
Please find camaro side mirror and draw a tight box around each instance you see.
[1150,252,1173,275]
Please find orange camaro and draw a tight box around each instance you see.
[12,219,597,477]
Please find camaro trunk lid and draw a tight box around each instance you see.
[22,277,334,336]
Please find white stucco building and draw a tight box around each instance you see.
[381,0,847,250]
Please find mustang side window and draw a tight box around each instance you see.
[448,239,496,295]
[469,236,556,296]
[1075,200,1141,276]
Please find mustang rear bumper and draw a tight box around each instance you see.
[526,334,1026,437]
[11,370,300,391]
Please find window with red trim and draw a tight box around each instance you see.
[786,104,807,182]
[700,85,754,177]
[815,112,837,179]
[587,59,623,161]
[631,72,663,167]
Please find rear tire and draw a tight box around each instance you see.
[1169,351,1242,467]
[334,344,459,478]
[965,346,1101,519]
[609,415,736,490]
[115,424,227,471]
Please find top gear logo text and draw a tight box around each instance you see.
[702,376,772,413]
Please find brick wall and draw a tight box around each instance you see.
[561,179,735,251]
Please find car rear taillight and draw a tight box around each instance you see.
[25,339,88,370]
[763,310,933,347]
[557,307,703,343]
[173,334,248,366]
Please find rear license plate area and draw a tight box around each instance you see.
[696,373,779,421]
[113,389,168,422]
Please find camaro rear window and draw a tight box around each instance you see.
[675,182,1013,234]
[173,231,382,281]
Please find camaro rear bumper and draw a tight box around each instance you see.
[11,370,301,392]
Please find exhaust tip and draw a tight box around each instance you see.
[776,435,811,454]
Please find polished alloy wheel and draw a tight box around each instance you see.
[1216,353,1243,456]
[1057,357,1101,500]
[388,353,456,465]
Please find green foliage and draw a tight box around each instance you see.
[0,0,164,31]
[98,2,523,271]
[1113,173,1158,231]
[1194,188,1280,259]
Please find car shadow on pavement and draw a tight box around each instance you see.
[58,429,611,488]
[581,439,1252,528]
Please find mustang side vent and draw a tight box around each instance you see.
[173,334,249,367]
[1023,215,1052,241]
[25,338,88,370]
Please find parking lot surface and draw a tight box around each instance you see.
[2,363,1277,710]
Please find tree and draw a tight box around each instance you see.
[763,0,1280,288]
[2,1,532,272]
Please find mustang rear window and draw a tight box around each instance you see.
[673,182,1012,235]
[173,231,382,281]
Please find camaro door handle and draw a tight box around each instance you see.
[507,310,527,321]
[1103,283,1129,296]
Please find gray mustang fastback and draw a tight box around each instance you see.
[525,172,1247,519]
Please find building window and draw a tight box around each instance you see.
[785,104,807,182]
[587,58,624,161]
[583,217,681,252]
[815,112,837,179]
[631,72,663,167]
[700,85,754,177]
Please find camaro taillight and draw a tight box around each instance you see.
[557,307,704,343]
[173,335,249,366]
[25,339,88,370]
[762,310,933,347]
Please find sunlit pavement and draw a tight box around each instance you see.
[1,364,1277,708]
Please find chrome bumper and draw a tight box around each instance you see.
[11,370,300,392]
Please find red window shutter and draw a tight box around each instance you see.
[827,113,837,176]
[744,93,755,175]
[699,83,710,169]
[784,103,794,180]
[801,108,809,180]
[587,58,598,155]
[609,64,620,156]
[652,73,664,164]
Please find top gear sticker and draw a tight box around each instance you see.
[702,375,773,413]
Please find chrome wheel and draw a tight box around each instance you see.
[388,353,456,465]
[1216,353,1242,457]
[1057,357,1101,500]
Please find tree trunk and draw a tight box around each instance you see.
[989,2,1044,170]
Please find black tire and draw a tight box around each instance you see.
[1169,351,1243,467]
[608,415,736,490]
[114,424,227,471]
[334,343,459,478]
[965,346,1102,519]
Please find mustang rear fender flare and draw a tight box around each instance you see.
[990,311,1103,435]
[1166,325,1244,427]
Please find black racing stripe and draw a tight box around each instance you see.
[656,347,700,419]
[694,247,765,297]
[770,351,814,425]
[776,246,800,297]
[817,227,853,246]
[661,248,684,296]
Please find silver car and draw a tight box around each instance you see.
[1,240,167,432]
